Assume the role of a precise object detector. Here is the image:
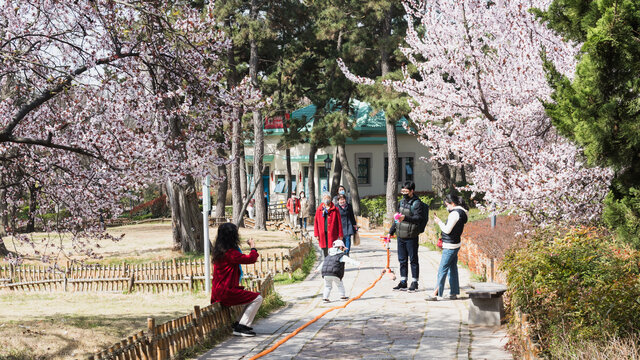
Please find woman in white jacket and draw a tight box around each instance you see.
[427,195,469,301]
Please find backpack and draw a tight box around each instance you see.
[410,198,429,234]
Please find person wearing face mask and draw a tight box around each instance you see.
[314,192,344,257]
[332,185,349,206]
[336,194,357,255]
[298,191,309,229]
[286,193,301,228]
[387,181,428,292]
[426,194,468,301]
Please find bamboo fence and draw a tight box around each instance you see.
[88,274,274,360]
[0,237,311,293]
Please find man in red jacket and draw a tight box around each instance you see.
[314,192,344,257]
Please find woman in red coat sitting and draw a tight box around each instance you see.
[211,223,262,337]
[314,192,344,257]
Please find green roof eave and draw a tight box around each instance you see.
[345,137,388,145]
[245,155,275,162]
[354,125,409,134]
[315,154,333,161]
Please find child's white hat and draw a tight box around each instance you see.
[332,240,345,248]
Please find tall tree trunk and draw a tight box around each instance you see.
[213,155,228,219]
[240,144,248,202]
[0,238,8,257]
[226,25,243,227]
[0,188,7,256]
[330,150,342,199]
[252,113,266,230]
[385,124,399,216]
[285,148,292,199]
[231,114,244,227]
[250,0,266,230]
[308,144,317,223]
[381,9,399,222]
[0,188,7,232]
[166,176,204,253]
[26,184,38,233]
[432,161,453,199]
[165,109,204,252]
[336,144,361,216]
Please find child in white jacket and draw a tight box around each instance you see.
[316,240,360,302]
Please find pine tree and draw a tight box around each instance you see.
[540,0,640,246]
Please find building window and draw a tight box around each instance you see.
[384,156,414,183]
[275,175,296,194]
[357,157,371,185]
[275,175,286,193]
[405,157,414,182]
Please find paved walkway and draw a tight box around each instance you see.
[199,231,512,360]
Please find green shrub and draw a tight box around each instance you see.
[503,227,640,359]
[603,188,640,250]
[360,196,386,225]
[39,209,71,225]
[132,213,153,221]
[360,193,434,226]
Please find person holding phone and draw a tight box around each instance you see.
[210,223,262,337]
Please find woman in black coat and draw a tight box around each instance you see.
[336,194,357,254]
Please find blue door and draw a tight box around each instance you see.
[263,175,270,204]
[261,165,270,204]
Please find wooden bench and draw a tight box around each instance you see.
[466,282,507,326]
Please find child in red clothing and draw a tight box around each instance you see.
[211,223,262,337]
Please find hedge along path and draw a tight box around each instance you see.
[249,234,394,360]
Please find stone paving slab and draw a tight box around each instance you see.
[199,232,513,360]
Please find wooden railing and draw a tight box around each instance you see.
[88,274,274,360]
[0,235,312,292]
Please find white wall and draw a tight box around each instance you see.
[343,134,432,198]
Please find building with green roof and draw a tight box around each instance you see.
[245,100,432,206]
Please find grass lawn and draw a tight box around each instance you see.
[0,291,209,360]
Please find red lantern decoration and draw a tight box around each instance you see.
[270,171,274,182]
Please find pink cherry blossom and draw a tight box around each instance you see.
[341,0,613,225]
[0,1,261,262]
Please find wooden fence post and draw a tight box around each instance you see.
[147,318,156,360]
[128,274,135,293]
[193,305,203,342]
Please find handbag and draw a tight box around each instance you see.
[437,237,443,248]
[353,232,361,246]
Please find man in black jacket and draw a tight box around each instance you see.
[387,181,426,292]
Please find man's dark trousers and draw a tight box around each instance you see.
[397,237,419,280]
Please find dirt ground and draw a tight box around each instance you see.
[0,223,299,359]
[4,222,302,266]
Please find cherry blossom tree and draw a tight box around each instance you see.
[0,1,261,261]
[340,0,612,224]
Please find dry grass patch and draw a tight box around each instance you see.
[4,223,300,266]
[0,291,211,360]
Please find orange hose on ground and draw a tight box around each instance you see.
[249,236,391,360]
